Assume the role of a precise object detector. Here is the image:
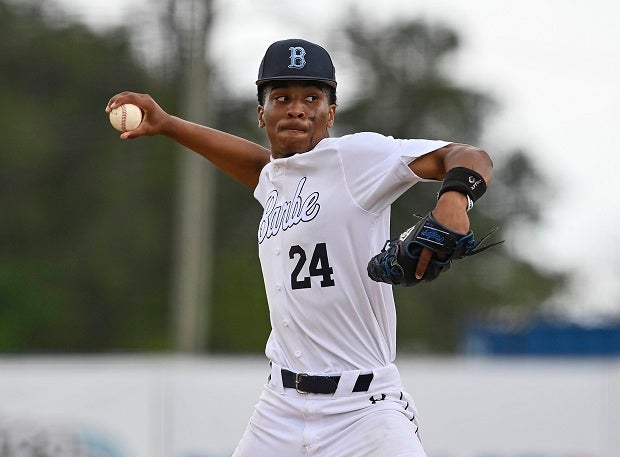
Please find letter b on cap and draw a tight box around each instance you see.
[288,46,306,69]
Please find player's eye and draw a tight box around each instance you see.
[274,95,288,102]
[305,95,318,102]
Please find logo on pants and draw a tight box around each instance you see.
[369,394,386,404]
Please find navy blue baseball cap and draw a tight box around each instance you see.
[256,39,337,88]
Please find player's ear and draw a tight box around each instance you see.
[257,105,265,128]
[327,104,336,128]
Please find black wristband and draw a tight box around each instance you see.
[437,167,487,206]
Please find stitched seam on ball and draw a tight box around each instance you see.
[121,105,127,131]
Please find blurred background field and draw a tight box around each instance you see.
[0,0,619,456]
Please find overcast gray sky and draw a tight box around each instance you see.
[55,0,620,317]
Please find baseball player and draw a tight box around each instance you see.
[106,38,493,456]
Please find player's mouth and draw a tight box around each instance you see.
[279,122,309,134]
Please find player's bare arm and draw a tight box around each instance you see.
[409,142,493,184]
[408,143,493,278]
[106,92,271,188]
[409,142,492,226]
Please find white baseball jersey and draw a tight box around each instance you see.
[254,132,449,374]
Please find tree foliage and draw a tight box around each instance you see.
[0,1,565,353]
[334,14,565,352]
[0,1,177,351]
[207,14,566,354]
[335,15,491,144]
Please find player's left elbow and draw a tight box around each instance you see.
[461,145,493,183]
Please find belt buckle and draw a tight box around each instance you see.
[295,372,309,394]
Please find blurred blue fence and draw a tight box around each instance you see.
[464,318,620,356]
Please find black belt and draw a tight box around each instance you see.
[281,368,373,394]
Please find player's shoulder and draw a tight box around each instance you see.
[319,133,449,162]
[320,132,395,150]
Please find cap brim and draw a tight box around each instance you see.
[256,76,337,88]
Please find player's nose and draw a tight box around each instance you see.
[287,99,306,118]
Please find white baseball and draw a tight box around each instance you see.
[109,103,143,132]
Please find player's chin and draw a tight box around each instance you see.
[276,138,314,156]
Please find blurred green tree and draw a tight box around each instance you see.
[0,1,177,351]
[208,15,566,353]
[333,14,565,352]
[0,1,565,354]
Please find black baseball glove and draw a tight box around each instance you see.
[367,212,503,286]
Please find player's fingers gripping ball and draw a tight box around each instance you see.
[109,103,143,132]
[367,212,503,286]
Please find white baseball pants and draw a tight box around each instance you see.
[232,362,427,457]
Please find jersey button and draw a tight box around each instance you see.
[275,284,282,291]
[282,319,289,327]
[294,350,302,358]
[274,248,280,255]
